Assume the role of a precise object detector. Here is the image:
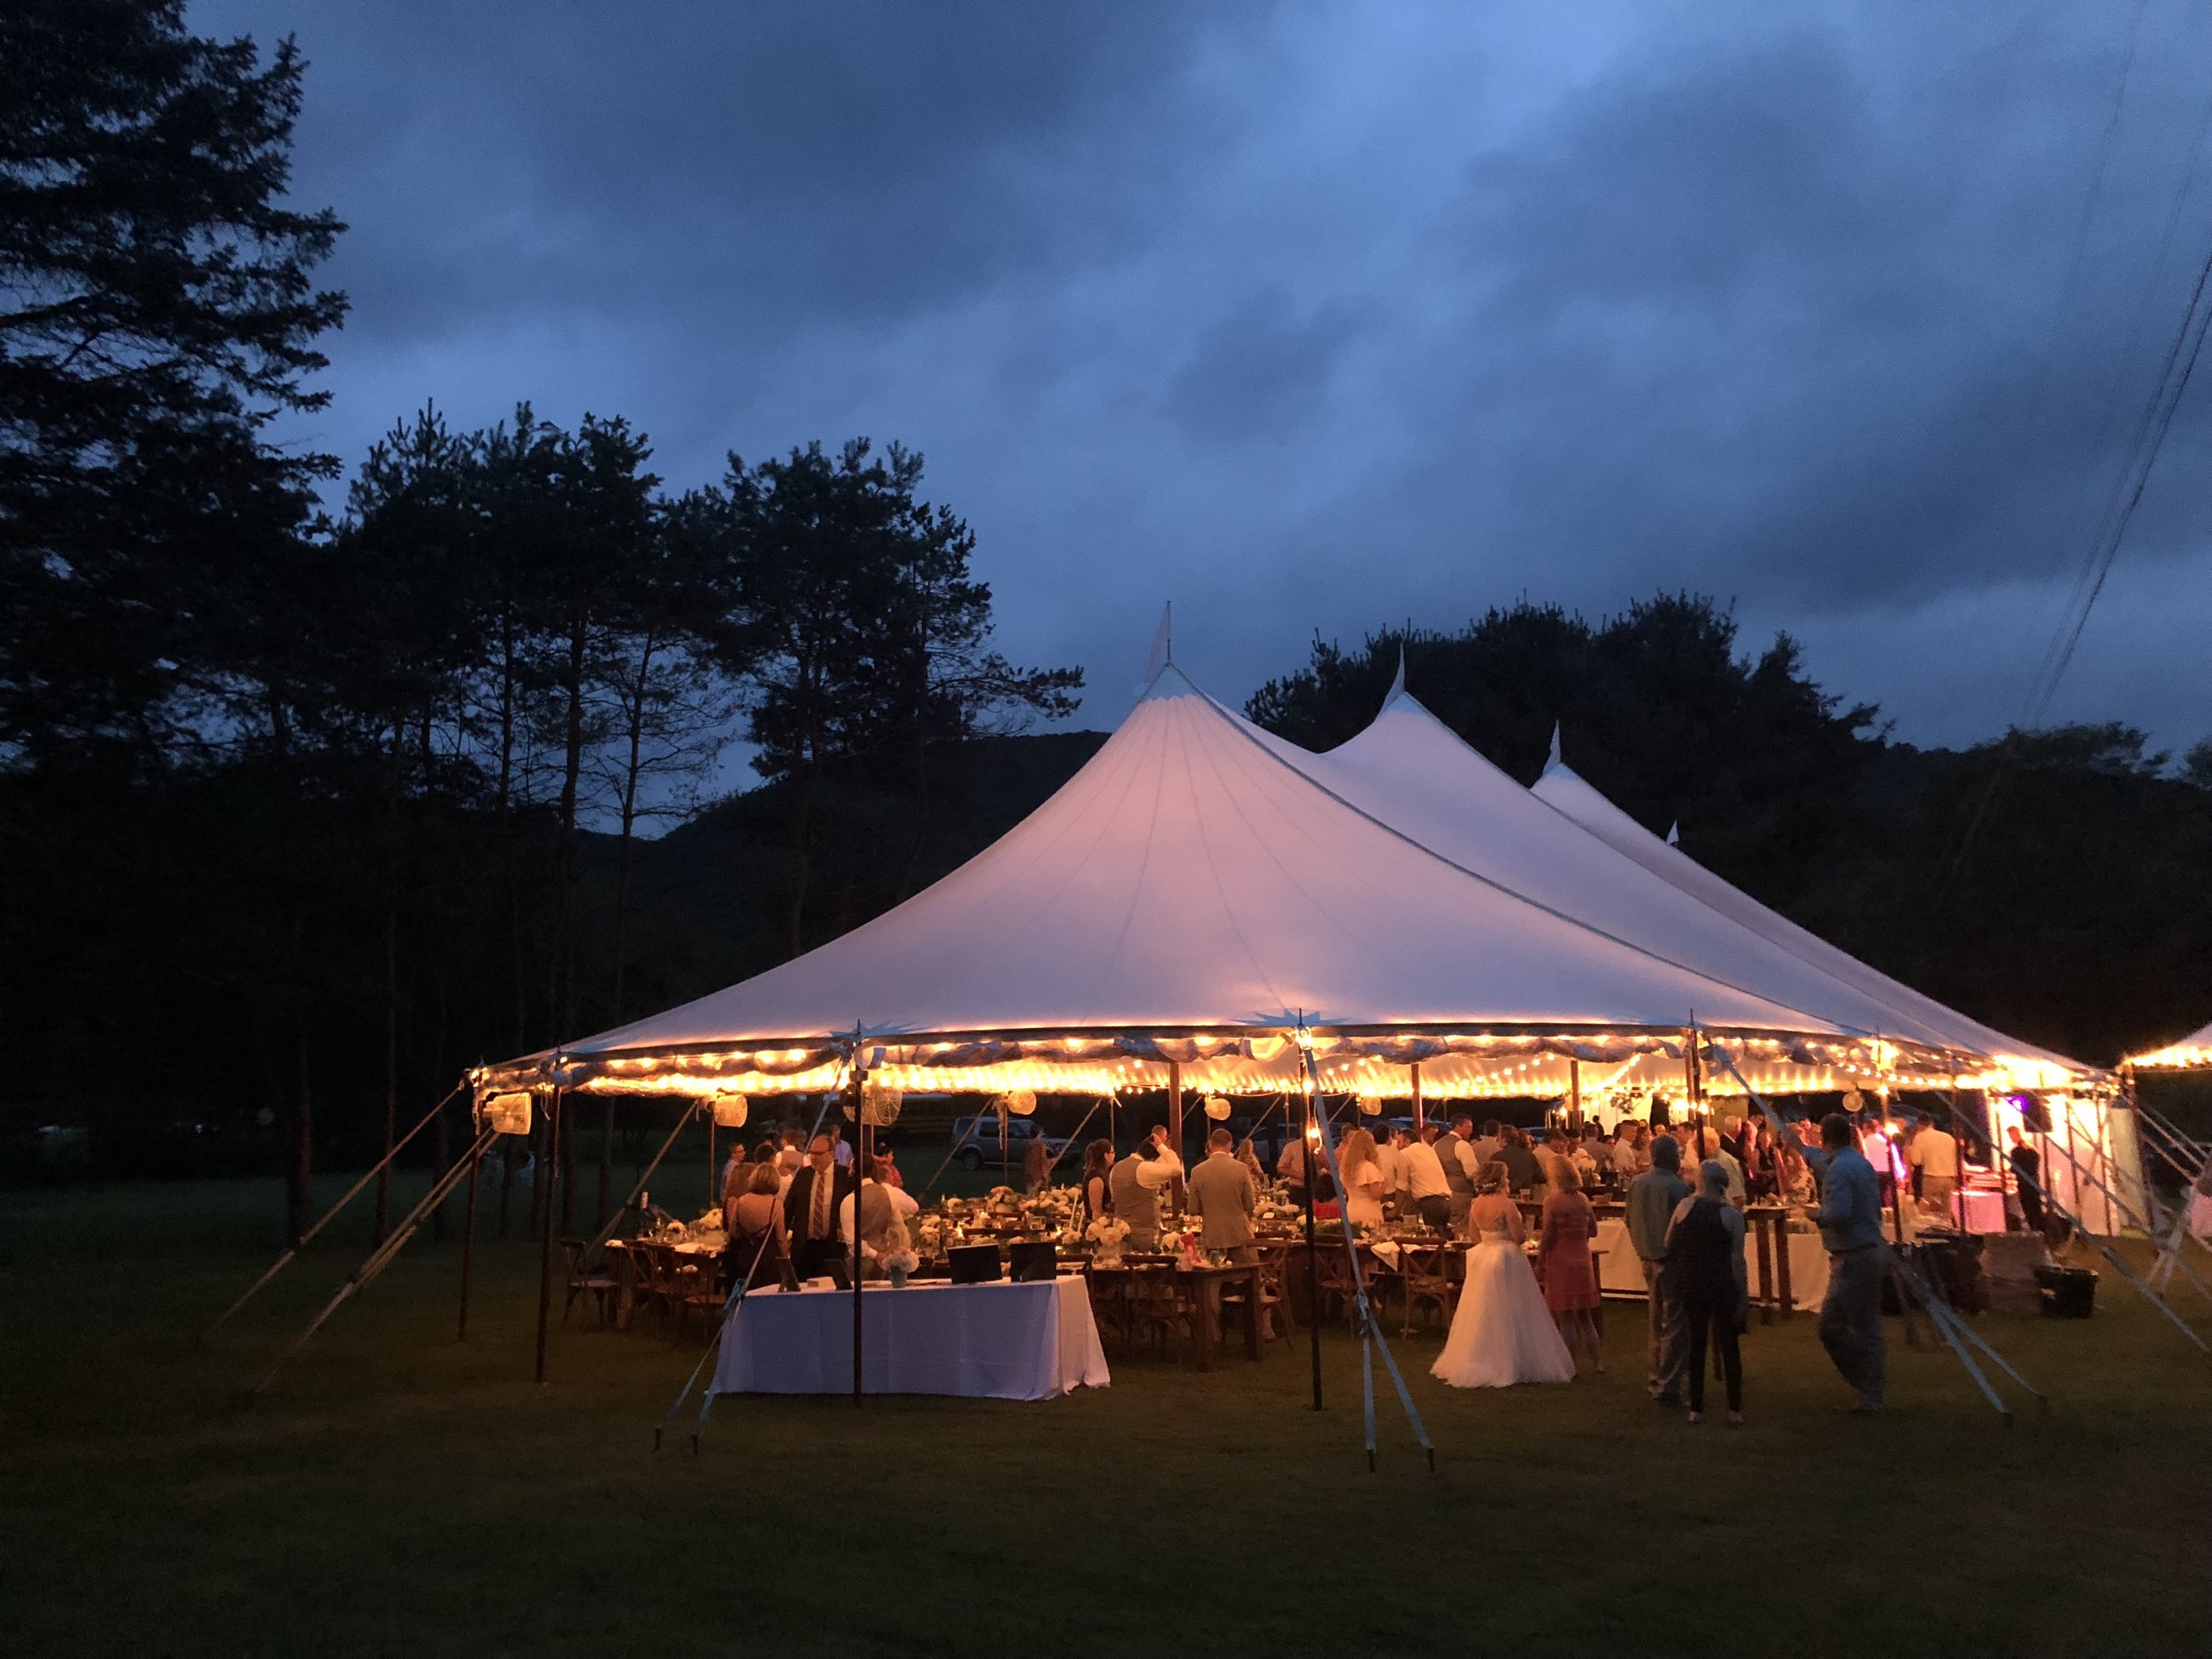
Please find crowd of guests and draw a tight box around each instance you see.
[706,1093,2023,1422]
[715,1123,920,1286]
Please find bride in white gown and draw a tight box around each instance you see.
[1432,1168,1577,1388]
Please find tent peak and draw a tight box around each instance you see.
[1547,721,1562,771]
[1666,821,1680,846]
[1387,643,1406,703]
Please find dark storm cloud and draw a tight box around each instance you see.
[192,0,2212,751]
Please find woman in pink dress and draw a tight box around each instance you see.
[1538,1160,1603,1375]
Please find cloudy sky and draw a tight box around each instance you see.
[197,0,2212,756]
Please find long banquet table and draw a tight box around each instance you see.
[710,1275,1110,1402]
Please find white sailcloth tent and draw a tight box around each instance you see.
[1232,668,2002,1099]
[478,664,1914,1105]
[2128,1019,2212,1071]
[1524,734,2150,1229]
[1526,740,2093,1092]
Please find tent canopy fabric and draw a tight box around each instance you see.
[482,666,1924,1102]
[1241,682,1971,1056]
[2129,1019,2212,1070]
[1529,750,2093,1088]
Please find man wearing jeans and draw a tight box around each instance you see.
[1805,1110,1887,1412]
[1625,1133,1693,1405]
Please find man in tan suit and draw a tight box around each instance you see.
[1187,1127,1257,1263]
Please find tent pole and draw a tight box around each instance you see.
[706,1115,717,1210]
[1169,1060,1184,1171]
[1409,1061,1422,1133]
[849,1043,867,1408]
[1302,1084,1323,1411]
[1569,1059,1582,1133]
[457,1135,482,1341]
[207,1081,463,1335]
[535,1088,562,1385]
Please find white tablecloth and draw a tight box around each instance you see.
[711,1275,1110,1401]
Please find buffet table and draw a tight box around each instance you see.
[711,1275,1110,1402]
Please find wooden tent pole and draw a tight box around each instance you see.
[1169,1060,1184,1167]
[1410,1061,1422,1132]
[1569,1058,1582,1132]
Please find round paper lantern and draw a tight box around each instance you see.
[1001,1089,1037,1118]
[710,1095,749,1129]
[1203,1094,1232,1121]
[1357,1093,1384,1116]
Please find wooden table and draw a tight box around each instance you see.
[1083,1260,1262,1371]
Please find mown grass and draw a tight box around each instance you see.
[3,1168,2208,1659]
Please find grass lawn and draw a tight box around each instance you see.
[4,1166,2209,1659]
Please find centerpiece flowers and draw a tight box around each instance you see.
[880,1217,920,1288]
[1086,1213,1131,1265]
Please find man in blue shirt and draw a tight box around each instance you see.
[1802,1110,1886,1412]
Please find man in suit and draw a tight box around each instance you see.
[783,1134,856,1280]
[1187,1127,1257,1263]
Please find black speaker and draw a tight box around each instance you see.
[949,1243,1002,1285]
[1008,1241,1056,1283]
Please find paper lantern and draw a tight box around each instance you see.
[480,1093,532,1136]
[1203,1094,1232,1121]
[711,1095,749,1129]
[1000,1090,1037,1118]
[1357,1094,1383,1116]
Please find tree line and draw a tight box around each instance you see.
[0,4,1079,1235]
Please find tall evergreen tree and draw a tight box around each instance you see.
[0,0,346,770]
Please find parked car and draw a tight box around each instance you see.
[949,1115,1074,1171]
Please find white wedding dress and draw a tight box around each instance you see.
[1431,1212,1577,1388]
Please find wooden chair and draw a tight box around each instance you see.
[1128,1267,1196,1363]
[1313,1241,1360,1329]
[562,1239,618,1325]
[632,1241,683,1331]
[672,1253,726,1342]
[1401,1243,1457,1336]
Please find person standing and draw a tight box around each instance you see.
[1187,1128,1258,1261]
[1110,1139,1163,1250]
[1401,1128,1452,1233]
[1804,1110,1887,1413]
[828,1125,854,1170]
[2006,1125,2044,1234]
[1234,1136,1268,1188]
[1626,1133,1693,1406]
[1081,1139,1116,1224]
[839,1156,921,1273]
[1374,1126,1406,1204]
[782,1135,856,1280]
[1908,1110,1960,1224]
[1497,1126,1546,1197]
[1432,1166,1576,1388]
[1538,1161,1603,1374]
[1468,1118,1503,1171]
[1022,1132,1051,1194]
[1440,1116,1481,1229]
[1665,1158,1747,1425]
[1337,1127,1386,1228]
[1277,1133,1311,1208]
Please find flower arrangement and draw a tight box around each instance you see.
[880,1217,920,1287]
[1086,1214,1130,1264]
